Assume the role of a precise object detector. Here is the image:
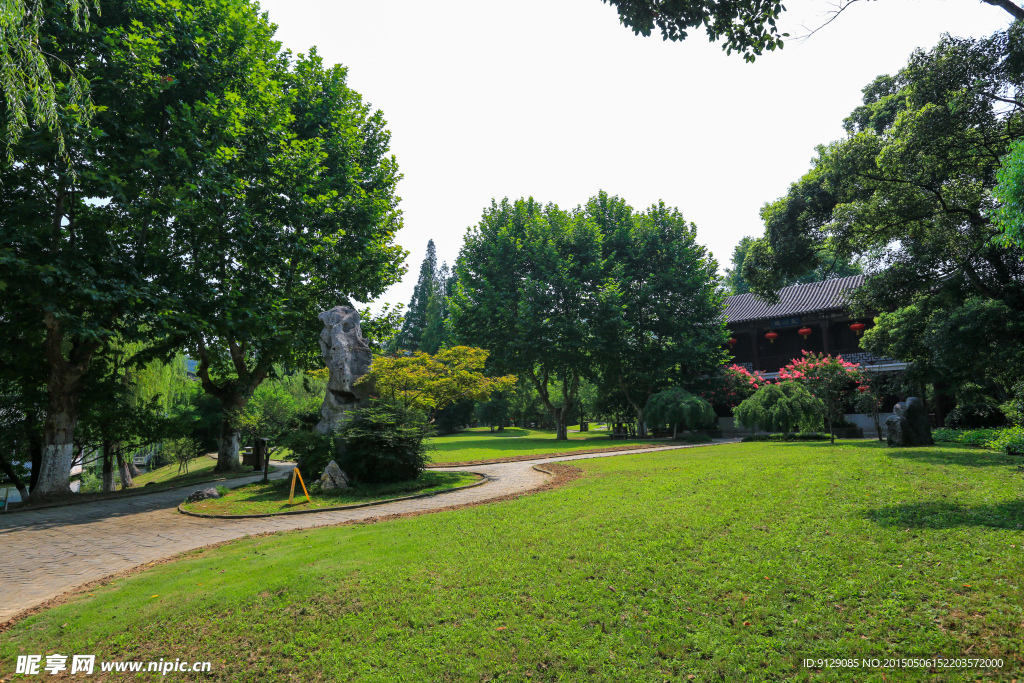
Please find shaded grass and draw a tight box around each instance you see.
[181,471,480,515]
[428,426,664,464]
[3,441,1023,682]
[133,457,267,488]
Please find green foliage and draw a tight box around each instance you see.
[987,426,1024,455]
[741,433,830,442]
[724,236,860,295]
[475,397,510,430]
[733,382,824,435]
[336,401,432,484]
[602,0,787,62]
[644,388,715,432]
[395,240,437,352]
[993,136,1024,248]
[434,399,476,436]
[1001,381,1024,427]
[163,436,204,475]
[0,0,96,157]
[944,403,1007,430]
[743,31,1024,406]
[282,431,337,481]
[932,428,1001,447]
[453,192,726,439]
[239,372,325,446]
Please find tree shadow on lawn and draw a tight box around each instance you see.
[441,428,531,438]
[865,499,1024,530]
[834,439,1022,468]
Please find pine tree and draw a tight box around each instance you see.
[395,240,437,351]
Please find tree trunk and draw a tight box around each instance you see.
[116,448,133,490]
[217,418,242,472]
[128,459,142,478]
[0,452,30,500]
[827,415,835,444]
[35,399,79,499]
[672,422,678,440]
[101,441,116,492]
[554,411,568,440]
[35,318,96,500]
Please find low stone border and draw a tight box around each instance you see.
[177,472,490,519]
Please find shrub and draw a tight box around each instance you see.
[1000,381,1024,428]
[733,382,824,435]
[741,433,830,442]
[672,434,713,444]
[945,403,1007,429]
[988,426,1024,455]
[282,430,337,480]
[336,401,432,484]
[645,388,716,435]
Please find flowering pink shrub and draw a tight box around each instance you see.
[778,351,867,442]
[697,364,768,411]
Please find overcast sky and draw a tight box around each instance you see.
[256,0,1010,312]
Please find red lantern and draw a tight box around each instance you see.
[726,338,738,348]
[798,327,813,339]
[850,322,867,336]
[765,331,779,344]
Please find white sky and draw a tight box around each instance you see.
[256,0,1011,312]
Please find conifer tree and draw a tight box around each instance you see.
[395,240,437,351]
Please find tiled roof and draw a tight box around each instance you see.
[723,275,866,324]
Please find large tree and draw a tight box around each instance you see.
[587,192,726,436]
[744,29,1024,407]
[394,240,437,352]
[452,198,614,440]
[0,0,280,497]
[158,50,406,472]
[723,235,861,295]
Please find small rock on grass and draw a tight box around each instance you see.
[186,487,220,503]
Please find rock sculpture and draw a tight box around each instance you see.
[316,305,373,433]
[885,397,934,447]
[319,460,350,491]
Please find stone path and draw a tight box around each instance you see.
[0,442,734,622]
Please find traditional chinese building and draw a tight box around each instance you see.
[722,275,907,379]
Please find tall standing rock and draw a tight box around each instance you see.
[316,306,373,433]
[885,397,934,447]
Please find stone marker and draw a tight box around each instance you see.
[319,460,350,492]
[315,306,373,433]
[885,397,934,447]
[186,487,220,503]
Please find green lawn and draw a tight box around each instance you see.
[427,426,665,463]
[4,441,1022,682]
[132,457,271,489]
[182,471,480,516]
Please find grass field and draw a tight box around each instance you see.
[3,440,1022,682]
[182,471,480,516]
[427,427,665,464]
[132,457,271,489]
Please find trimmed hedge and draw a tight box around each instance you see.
[741,433,831,442]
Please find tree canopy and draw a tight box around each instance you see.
[602,0,1023,61]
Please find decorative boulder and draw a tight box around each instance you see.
[186,487,221,503]
[885,397,934,447]
[319,460,350,492]
[315,306,373,433]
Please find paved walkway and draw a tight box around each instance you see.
[0,442,733,622]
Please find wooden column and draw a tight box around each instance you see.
[821,320,831,355]
[751,327,760,371]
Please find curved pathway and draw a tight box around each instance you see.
[0,442,734,622]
